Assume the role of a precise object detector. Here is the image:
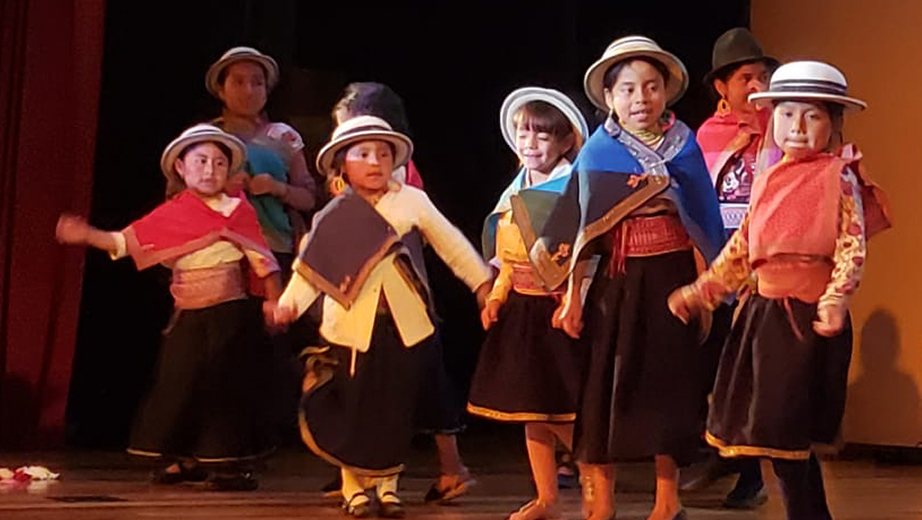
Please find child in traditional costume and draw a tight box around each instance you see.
[466,86,589,520]
[684,27,779,508]
[55,124,282,491]
[527,36,726,520]
[207,46,317,275]
[669,61,891,520]
[269,116,492,518]
[327,82,476,505]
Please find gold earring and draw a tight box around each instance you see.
[330,175,347,196]
[717,98,731,116]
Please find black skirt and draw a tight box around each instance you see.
[414,331,466,434]
[706,295,853,460]
[575,250,704,466]
[128,298,274,462]
[467,292,585,422]
[299,314,429,477]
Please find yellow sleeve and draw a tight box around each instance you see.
[689,212,754,309]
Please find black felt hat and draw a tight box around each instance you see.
[705,28,779,85]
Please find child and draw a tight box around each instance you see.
[467,86,588,520]
[56,123,282,491]
[529,36,726,520]
[325,82,476,505]
[669,61,891,520]
[269,115,492,518]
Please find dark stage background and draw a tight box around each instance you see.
[65,1,749,448]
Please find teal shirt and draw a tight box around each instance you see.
[245,141,293,253]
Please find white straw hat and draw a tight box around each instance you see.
[205,46,280,97]
[749,60,866,111]
[160,123,247,180]
[584,35,689,110]
[316,116,413,177]
[500,87,589,152]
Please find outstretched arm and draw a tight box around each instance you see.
[56,214,119,255]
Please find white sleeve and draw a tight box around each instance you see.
[277,273,321,319]
[108,232,128,260]
[414,191,492,291]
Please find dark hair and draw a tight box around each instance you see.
[513,100,580,162]
[333,82,411,136]
[603,56,670,91]
[177,140,233,163]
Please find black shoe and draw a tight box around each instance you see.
[204,472,259,491]
[379,492,406,518]
[679,455,733,491]
[723,483,768,509]
[150,464,208,485]
[343,492,372,518]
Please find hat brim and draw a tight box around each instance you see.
[316,130,413,177]
[703,56,780,86]
[584,49,689,110]
[749,91,867,111]
[205,54,280,97]
[500,87,590,152]
[160,132,247,182]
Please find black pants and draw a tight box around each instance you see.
[771,454,832,520]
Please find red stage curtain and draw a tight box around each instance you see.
[0,0,105,449]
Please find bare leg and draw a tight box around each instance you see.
[525,422,563,505]
[578,462,615,520]
[435,433,466,477]
[649,454,682,520]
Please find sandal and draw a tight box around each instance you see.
[508,499,560,520]
[378,491,406,518]
[343,491,372,518]
[423,472,477,504]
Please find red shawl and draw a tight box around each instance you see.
[749,145,892,262]
[696,110,769,182]
[749,154,842,262]
[122,191,277,274]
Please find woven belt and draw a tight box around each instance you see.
[607,214,691,275]
[171,262,246,310]
[511,262,562,296]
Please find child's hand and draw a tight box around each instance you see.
[667,285,703,325]
[552,299,583,339]
[813,303,846,337]
[264,300,297,330]
[226,171,249,195]
[55,214,90,245]
[480,299,502,330]
[474,281,492,310]
[248,173,279,196]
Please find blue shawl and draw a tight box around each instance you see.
[527,117,726,289]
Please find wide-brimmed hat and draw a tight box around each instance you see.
[205,46,280,97]
[704,27,779,85]
[584,35,689,110]
[499,87,589,151]
[749,61,867,111]
[316,115,413,177]
[160,123,247,181]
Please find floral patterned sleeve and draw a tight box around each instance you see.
[818,167,866,310]
[687,214,754,310]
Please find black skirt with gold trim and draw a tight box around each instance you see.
[299,314,430,477]
[707,295,852,460]
[467,292,585,423]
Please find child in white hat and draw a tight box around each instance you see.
[669,60,891,520]
[269,116,492,518]
[466,86,589,520]
[56,124,282,491]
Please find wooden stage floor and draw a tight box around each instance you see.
[2,432,921,519]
